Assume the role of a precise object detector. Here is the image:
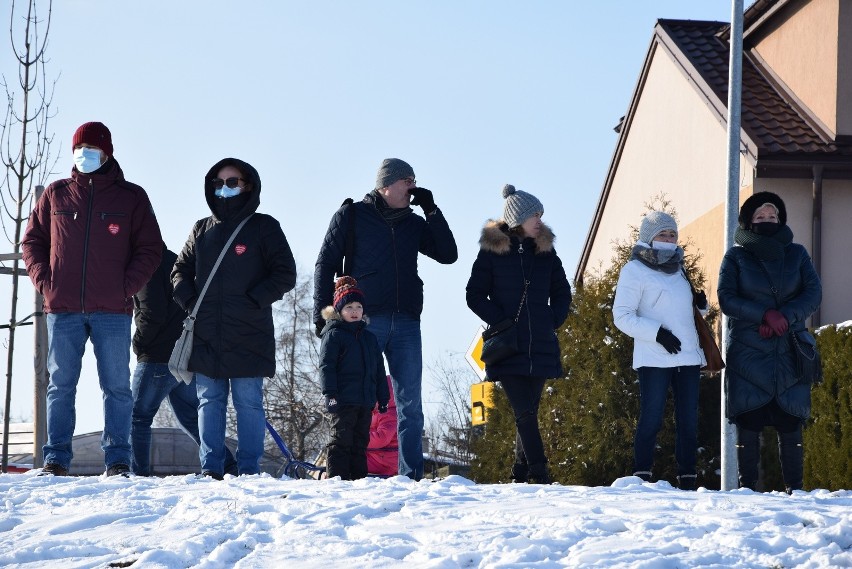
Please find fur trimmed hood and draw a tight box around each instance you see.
[479,219,554,255]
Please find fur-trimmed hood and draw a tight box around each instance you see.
[478,219,554,255]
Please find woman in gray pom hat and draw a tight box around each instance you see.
[612,211,707,490]
[718,191,821,493]
[466,184,572,484]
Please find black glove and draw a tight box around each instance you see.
[315,321,324,338]
[656,327,682,354]
[409,187,436,214]
[692,290,708,310]
[325,396,339,414]
[378,402,389,414]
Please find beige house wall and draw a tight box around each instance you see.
[840,0,852,135]
[753,0,841,134]
[583,45,752,281]
[816,179,852,323]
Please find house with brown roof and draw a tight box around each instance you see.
[576,0,852,326]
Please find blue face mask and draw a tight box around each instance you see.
[214,186,242,198]
[73,147,103,174]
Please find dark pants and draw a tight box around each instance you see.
[499,376,547,468]
[736,400,804,492]
[633,366,700,478]
[326,405,372,480]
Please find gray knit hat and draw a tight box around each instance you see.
[502,184,543,228]
[375,158,415,190]
[639,211,678,243]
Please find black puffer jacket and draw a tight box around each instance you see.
[312,192,457,326]
[718,234,821,421]
[133,245,184,363]
[319,312,389,408]
[172,158,297,379]
[466,220,572,379]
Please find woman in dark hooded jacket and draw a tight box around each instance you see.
[172,158,297,478]
[718,191,821,493]
[466,185,572,484]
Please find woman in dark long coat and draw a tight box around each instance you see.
[172,158,297,478]
[718,191,821,493]
[466,184,572,484]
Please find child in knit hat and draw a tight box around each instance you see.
[319,276,390,480]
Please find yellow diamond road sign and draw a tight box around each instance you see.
[465,325,486,381]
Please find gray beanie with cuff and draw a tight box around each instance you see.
[639,211,678,244]
[502,184,543,228]
[375,158,415,190]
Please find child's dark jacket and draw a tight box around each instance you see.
[320,313,389,408]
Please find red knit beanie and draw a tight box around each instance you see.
[333,276,365,312]
[72,122,113,157]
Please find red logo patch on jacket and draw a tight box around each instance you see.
[234,244,247,255]
[108,224,120,235]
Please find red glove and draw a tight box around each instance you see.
[758,324,774,339]
[763,309,788,336]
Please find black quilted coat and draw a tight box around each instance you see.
[172,158,297,379]
[466,221,572,379]
[718,233,821,421]
[312,194,458,326]
[319,313,390,408]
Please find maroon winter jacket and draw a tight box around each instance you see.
[22,159,162,315]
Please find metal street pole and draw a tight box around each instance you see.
[721,0,744,491]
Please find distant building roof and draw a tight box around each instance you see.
[657,19,852,161]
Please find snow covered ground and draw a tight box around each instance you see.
[1,472,850,568]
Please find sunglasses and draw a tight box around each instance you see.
[210,177,246,189]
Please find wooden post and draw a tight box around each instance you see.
[33,185,47,468]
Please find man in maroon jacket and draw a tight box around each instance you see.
[22,122,162,477]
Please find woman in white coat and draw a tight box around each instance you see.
[612,211,706,490]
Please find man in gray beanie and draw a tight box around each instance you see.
[313,157,458,480]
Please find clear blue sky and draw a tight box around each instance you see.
[2,1,737,435]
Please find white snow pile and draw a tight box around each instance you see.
[1,472,850,568]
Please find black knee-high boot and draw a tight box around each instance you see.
[736,427,761,490]
[778,427,804,494]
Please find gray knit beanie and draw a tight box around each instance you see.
[375,158,415,190]
[502,184,543,228]
[639,211,678,243]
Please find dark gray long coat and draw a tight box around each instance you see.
[718,242,821,421]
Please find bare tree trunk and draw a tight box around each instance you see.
[1,0,58,473]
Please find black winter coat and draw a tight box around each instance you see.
[718,231,821,421]
[313,193,457,326]
[133,245,184,363]
[466,221,572,379]
[319,315,389,408]
[172,158,297,379]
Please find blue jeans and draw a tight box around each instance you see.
[368,312,423,480]
[196,374,265,476]
[130,362,237,476]
[634,366,700,477]
[45,312,133,469]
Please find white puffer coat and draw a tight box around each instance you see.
[612,259,706,370]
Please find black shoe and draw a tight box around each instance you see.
[201,470,224,481]
[39,463,69,477]
[633,471,653,482]
[106,463,131,477]
[528,463,552,485]
[510,463,528,483]
[677,475,697,491]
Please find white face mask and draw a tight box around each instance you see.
[651,240,678,251]
[73,147,103,174]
